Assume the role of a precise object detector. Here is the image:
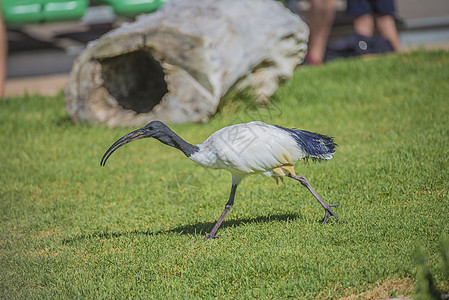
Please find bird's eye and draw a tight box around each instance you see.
[148,126,154,130]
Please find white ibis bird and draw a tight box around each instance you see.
[101,121,341,239]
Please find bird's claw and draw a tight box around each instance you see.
[321,204,342,225]
[204,234,223,240]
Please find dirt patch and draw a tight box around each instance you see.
[2,74,68,98]
[340,278,414,300]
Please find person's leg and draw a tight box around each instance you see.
[372,0,400,51]
[347,0,374,37]
[306,0,336,64]
[0,7,7,97]
[353,13,375,36]
[375,14,400,50]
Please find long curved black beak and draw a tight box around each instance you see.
[100,128,147,166]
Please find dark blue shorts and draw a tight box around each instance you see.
[347,0,396,16]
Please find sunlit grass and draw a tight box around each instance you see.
[1,50,448,298]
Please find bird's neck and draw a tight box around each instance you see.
[158,129,199,157]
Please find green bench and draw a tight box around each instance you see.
[1,0,167,26]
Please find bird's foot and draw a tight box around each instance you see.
[321,204,342,225]
[204,234,223,240]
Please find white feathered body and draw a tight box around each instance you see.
[189,121,336,182]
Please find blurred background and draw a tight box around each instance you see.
[2,0,449,97]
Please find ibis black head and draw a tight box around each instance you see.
[100,121,171,166]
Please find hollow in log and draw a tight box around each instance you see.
[64,0,309,126]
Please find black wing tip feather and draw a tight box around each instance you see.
[275,125,337,160]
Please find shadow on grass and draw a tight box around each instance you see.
[55,115,73,127]
[62,213,301,244]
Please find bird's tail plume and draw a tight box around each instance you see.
[279,127,337,160]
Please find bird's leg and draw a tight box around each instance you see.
[287,174,342,224]
[204,184,237,240]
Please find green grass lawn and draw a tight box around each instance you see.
[1,50,448,299]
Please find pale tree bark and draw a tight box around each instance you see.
[65,0,309,126]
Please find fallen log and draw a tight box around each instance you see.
[65,0,309,126]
